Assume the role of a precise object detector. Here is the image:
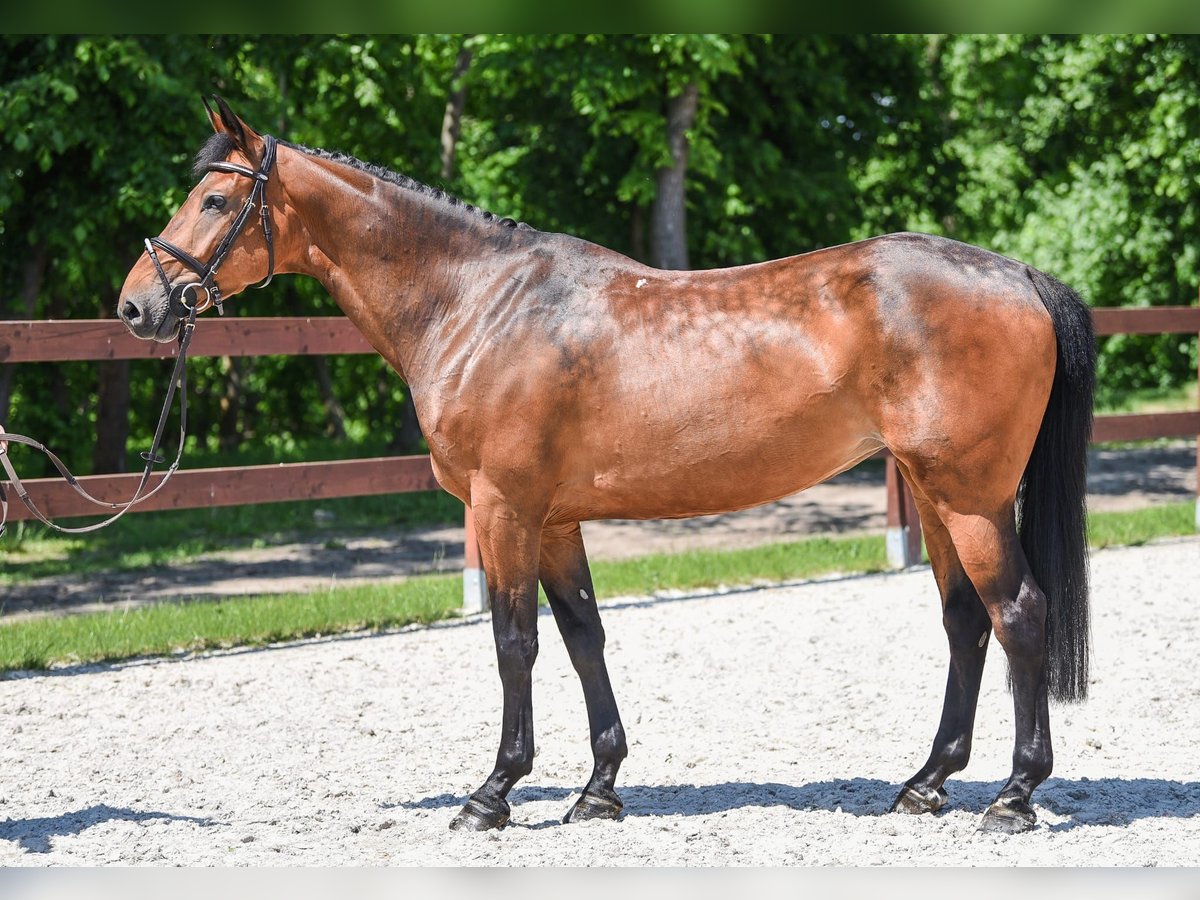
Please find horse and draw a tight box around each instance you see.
[118,97,1094,835]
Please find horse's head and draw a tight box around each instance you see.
[118,97,279,342]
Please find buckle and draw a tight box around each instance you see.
[171,282,211,317]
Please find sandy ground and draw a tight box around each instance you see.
[4,442,1195,618]
[1,538,1197,866]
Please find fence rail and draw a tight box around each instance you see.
[2,303,1198,598]
[0,456,438,521]
[0,316,373,362]
[1086,306,1200,444]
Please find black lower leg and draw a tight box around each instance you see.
[894,574,992,815]
[541,525,627,823]
[979,569,1053,834]
[450,587,539,831]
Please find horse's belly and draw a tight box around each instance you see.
[557,394,881,522]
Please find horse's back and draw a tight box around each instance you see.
[462,231,1058,523]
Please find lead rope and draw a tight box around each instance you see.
[0,302,198,536]
[0,134,278,538]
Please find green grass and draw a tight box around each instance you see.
[0,534,888,673]
[589,535,886,598]
[1,501,1194,674]
[0,575,462,673]
[1086,500,1196,548]
[6,421,1191,586]
[0,429,465,584]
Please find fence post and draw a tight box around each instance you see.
[885,453,922,568]
[462,504,490,614]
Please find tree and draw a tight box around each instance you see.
[651,82,699,269]
[439,38,474,180]
[2,33,1194,485]
[0,36,223,473]
[863,34,1200,402]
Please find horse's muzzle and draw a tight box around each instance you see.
[118,289,181,343]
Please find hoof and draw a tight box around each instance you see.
[890,784,948,815]
[978,798,1036,834]
[563,787,623,824]
[449,794,510,831]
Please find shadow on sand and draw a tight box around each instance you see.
[0,803,214,854]
[392,775,1200,832]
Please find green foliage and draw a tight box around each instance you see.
[856,35,1200,400]
[1,34,1196,492]
[700,35,927,264]
[0,35,448,476]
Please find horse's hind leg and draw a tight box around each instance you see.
[937,504,1053,834]
[539,522,628,823]
[892,487,993,816]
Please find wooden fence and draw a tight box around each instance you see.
[2,305,1198,605]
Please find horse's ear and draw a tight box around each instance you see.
[209,94,265,162]
[202,95,221,134]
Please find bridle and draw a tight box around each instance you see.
[144,133,278,317]
[0,134,279,536]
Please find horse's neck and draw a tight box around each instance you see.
[280,150,500,389]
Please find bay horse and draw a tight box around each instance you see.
[118,98,1094,835]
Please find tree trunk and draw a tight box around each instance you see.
[630,203,647,263]
[312,355,348,440]
[92,286,131,473]
[0,241,48,426]
[217,355,244,453]
[46,295,73,423]
[650,82,699,271]
[92,357,131,473]
[439,42,474,180]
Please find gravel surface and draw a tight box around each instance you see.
[1,538,1198,866]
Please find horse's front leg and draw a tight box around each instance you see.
[449,494,542,831]
[540,521,628,823]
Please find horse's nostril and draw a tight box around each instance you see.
[122,300,141,323]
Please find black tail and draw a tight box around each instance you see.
[1021,267,1095,703]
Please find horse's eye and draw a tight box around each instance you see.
[203,195,227,211]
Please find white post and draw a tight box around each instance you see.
[462,504,489,614]
[885,454,922,568]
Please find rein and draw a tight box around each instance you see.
[0,134,279,537]
[0,304,196,536]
